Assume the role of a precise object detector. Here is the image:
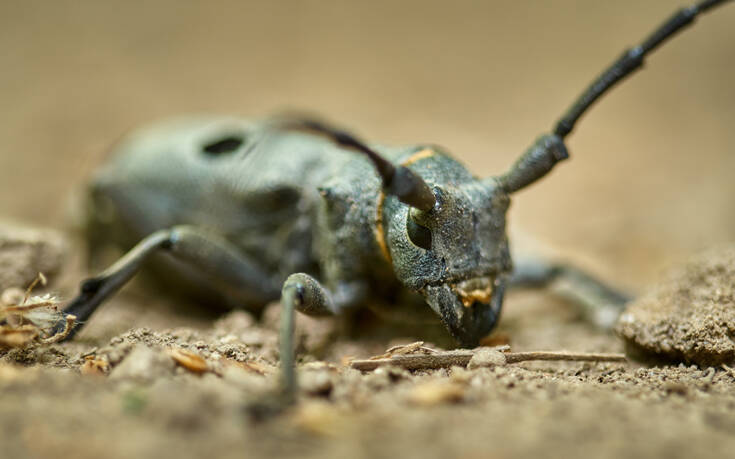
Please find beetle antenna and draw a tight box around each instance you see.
[502,0,729,194]
[279,119,436,211]
[554,0,731,139]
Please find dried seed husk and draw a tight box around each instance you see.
[168,348,209,373]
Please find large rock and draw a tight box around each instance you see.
[616,246,735,366]
[0,220,67,290]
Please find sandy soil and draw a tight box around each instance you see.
[3,291,735,459]
[1,1,734,458]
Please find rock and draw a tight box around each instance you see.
[213,310,255,334]
[109,345,176,382]
[290,401,342,436]
[219,364,271,393]
[300,368,334,396]
[0,220,67,290]
[616,246,735,366]
[406,381,466,406]
[467,348,507,369]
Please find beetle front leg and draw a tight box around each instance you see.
[58,225,280,338]
[279,273,363,402]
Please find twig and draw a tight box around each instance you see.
[503,351,627,364]
[369,341,439,360]
[41,314,76,344]
[350,349,626,371]
[354,350,475,371]
[23,272,47,304]
[4,301,58,313]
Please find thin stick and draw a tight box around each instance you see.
[504,351,626,364]
[350,349,626,371]
[4,301,58,312]
[369,341,439,360]
[354,350,475,371]
[41,314,76,344]
[23,272,47,304]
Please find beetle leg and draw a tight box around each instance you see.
[57,225,279,338]
[279,273,349,402]
[510,257,631,330]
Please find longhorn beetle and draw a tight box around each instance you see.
[54,0,731,398]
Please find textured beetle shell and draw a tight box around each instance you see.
[86,116,513,341]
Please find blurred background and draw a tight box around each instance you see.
[0,0,733,293]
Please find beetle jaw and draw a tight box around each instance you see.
[422,274,507,347]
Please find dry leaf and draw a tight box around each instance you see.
[168,348,209,374]
[80,357,110,376]
[0,325,39,348]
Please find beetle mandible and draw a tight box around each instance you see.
[55,0,731,396]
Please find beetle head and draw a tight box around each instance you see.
[283,120,567,347]
[383,133,567,346]
[381,152,511,347]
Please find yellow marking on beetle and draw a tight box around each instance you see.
[401,148,436,166]
[454,286,493,308]
[374,148,437,264]
[375,190,391,263]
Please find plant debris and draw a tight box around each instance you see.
[350,345,626,371]
[80,356,110,376]
[0,273,75,348]
[368,341,439,359]
[168,348,209,374]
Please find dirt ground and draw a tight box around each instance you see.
[4,291,735,459]
[1,1,735,458]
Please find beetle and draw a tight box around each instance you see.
[54,0,730,397]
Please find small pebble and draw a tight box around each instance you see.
[291,401,341,436]
[109,345,175,382]
[300,369,334,396]
[407,381,465,406]
[467,348,507,369]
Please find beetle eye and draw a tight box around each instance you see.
[202,135,245,156]
[407,214,432,250]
